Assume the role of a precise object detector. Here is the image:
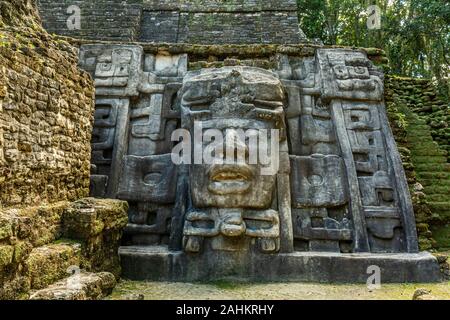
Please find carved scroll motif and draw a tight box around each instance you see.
[316,48,413,252]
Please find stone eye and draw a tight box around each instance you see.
[143,172,162,185]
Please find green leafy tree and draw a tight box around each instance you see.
[297,0,450,97]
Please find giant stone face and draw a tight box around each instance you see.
[180,67,286,209]
[81,42,430,282]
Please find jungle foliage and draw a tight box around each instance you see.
[297,0,450,98]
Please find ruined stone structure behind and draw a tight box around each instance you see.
[37,0,305,44]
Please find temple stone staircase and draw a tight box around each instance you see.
[0,199,127,300]
[405,111,450,249]
[25,242,116,300]
[30,270,116,300]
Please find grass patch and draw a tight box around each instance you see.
[208,279,243,290]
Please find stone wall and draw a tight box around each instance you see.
[0,0,94,208]
[0,0,129,300]
[388,77,449,162]
[385,76,450,250]
[37,0,305,44]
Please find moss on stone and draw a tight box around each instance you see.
[0,245,14,268]
[386,75,450,251]
[24,242,81,290]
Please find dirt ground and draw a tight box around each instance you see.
[108,280,450,300]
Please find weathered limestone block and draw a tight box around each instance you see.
[412,288,437,300]
[37,0,306,44]
[63,198,129,239]
[435,254,450,280]
[30,271,116,300]
[0,0,94,209]
[0,276,31,300]
[63,198,129,277]
[117,155,178,203]
[0,202,68,249]
[24,243,81,290]
[0,198,128,299]
[0,200,71,294]
[290,155,348,208]
[0,245,14,268]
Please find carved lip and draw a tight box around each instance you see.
[207,164,254,195]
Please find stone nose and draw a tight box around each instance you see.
[224,129,249,161]
[219,210,246,237]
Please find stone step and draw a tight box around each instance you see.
[407,130,433,137]
[408,118,428,124]
[417,172,450,180]
[29,271,116,300]
[427,194,450,202]
[408,119,427,124]
[415,163,450,172]
[419,179,450,187]
[424,185,450,195]
[24,242,81,290]
[428,202,450,214]
[409,141,442,148]
[430,225,450,249]
[409,125,432,131]
[432,211,450,222]
[413,156,447,164]
[407,137,438,144]
[411,150,447,159]
[411,150,448,157]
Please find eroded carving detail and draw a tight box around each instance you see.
[82,44,419,262]
[179,67,286,254]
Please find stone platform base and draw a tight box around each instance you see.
[119,246,442,283]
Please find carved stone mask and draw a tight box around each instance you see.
[180,67,286,209]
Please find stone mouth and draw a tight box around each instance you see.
[207,164,254,195]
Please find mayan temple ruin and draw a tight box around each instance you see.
[0,0,448,300]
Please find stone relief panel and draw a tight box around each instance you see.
[183,209,281,253]
[274,48,417,253]
[81,44,418,256]
[317,49,384,102]
[292,207,353,252]
[79,45,143,96]
[123,202,173,246]
[290,155,351,253]
[316,48,416,252]
[128,93,178,157]
[279,54,353,253]
[290,155,348,208]
[117,155,177,204]
[90,98,127,198]
[80,45,187,246]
